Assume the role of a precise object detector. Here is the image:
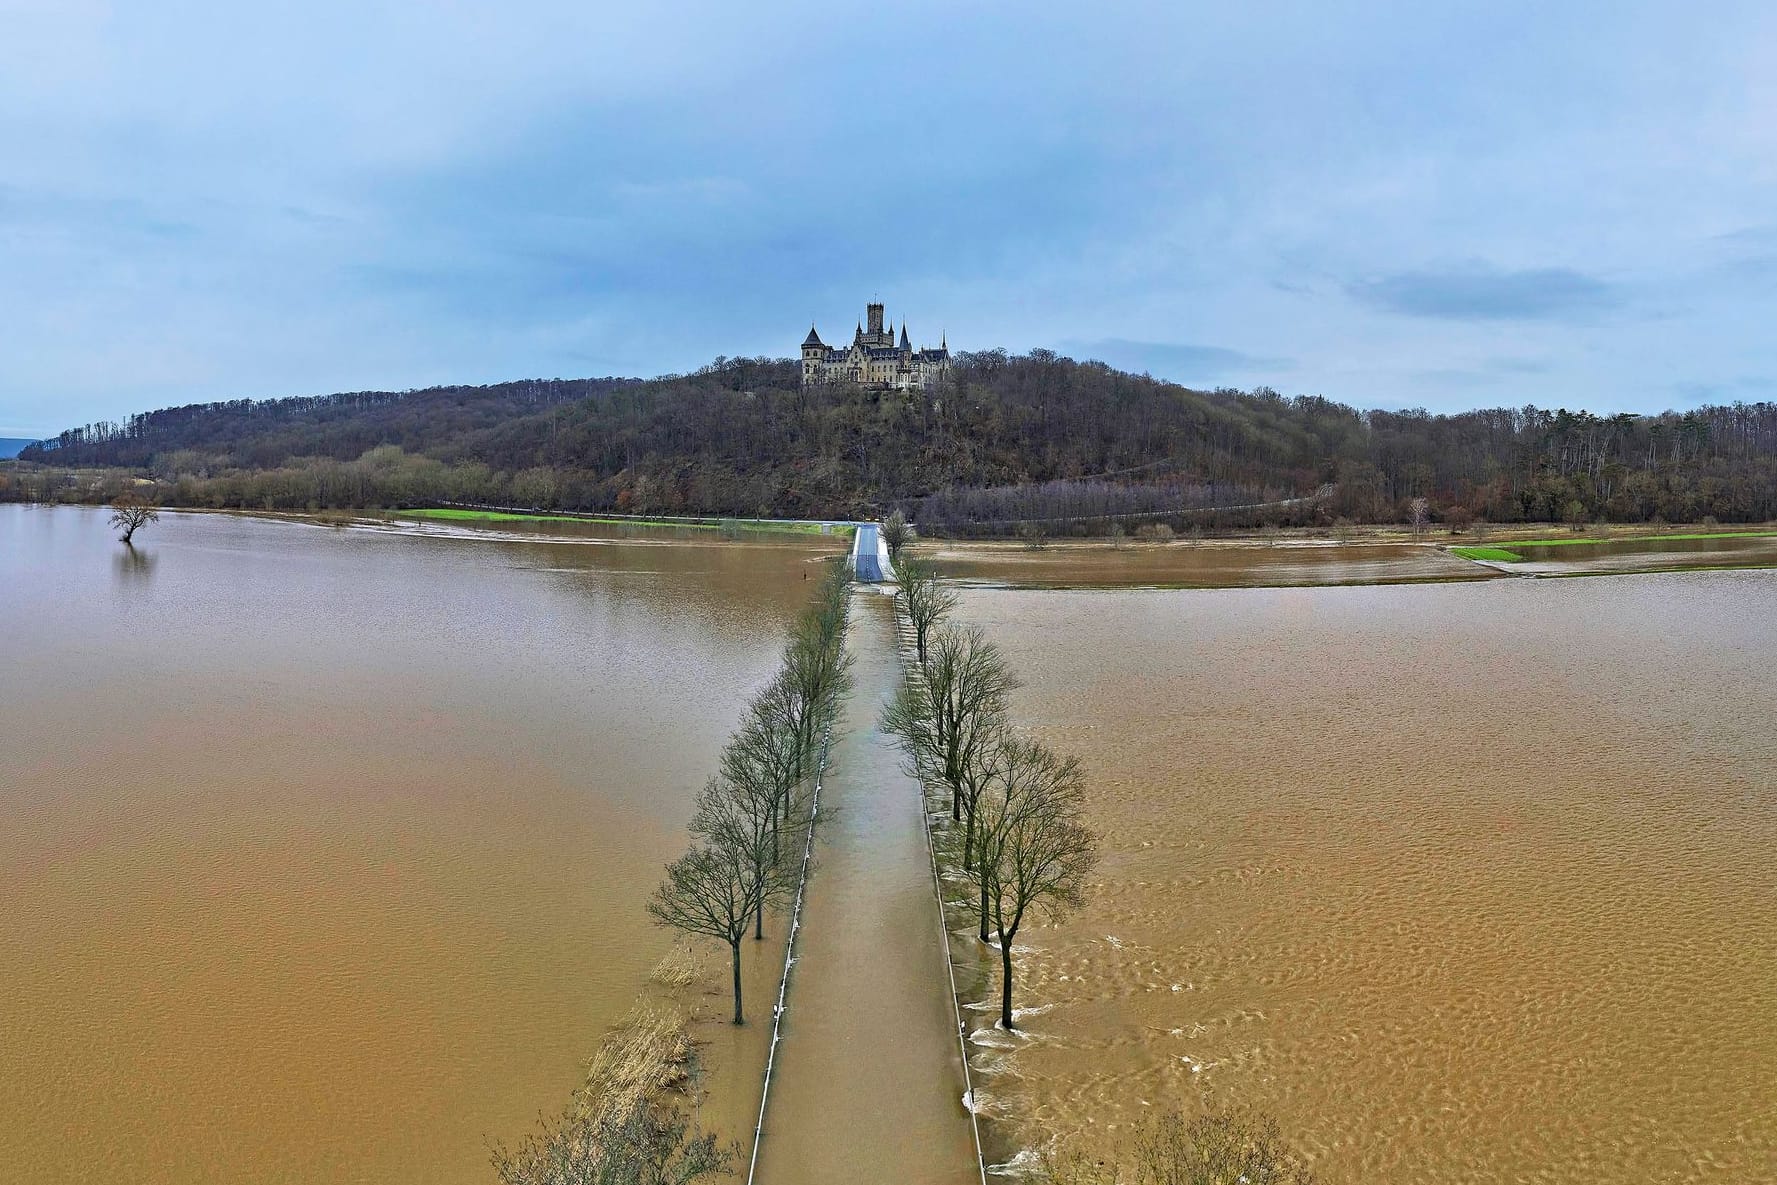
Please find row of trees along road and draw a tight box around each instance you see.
[884,554,1100,1031]
[646,560,853,1025]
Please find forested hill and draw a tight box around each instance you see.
[18,351,1777,527]
[25,377,632,471]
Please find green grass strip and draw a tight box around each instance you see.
[1503,529,1777,549]
[399,507,849,535]
[1449,546,1526,562]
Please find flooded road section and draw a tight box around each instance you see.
[758,589,980,1185]
[927,538,1486,588]
[0,506,837,1185]
[955,572,1777,1184]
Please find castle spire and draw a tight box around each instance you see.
[900,322,911,350]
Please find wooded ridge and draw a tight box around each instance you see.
[13,351,1777,528]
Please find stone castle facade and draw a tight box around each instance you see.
[800,302,950,391]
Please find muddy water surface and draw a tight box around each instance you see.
[928,539,1485,588]
[1508,532,1777,576]
[956,572,1777,1183]
[1,506,840,1184]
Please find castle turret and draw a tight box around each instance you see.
[899,324,911,351]
[866,302,885,340]
[800,325,828,384]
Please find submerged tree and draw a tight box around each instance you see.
[881,508,914,566]
[897,557,957,669]
[646,561,852,1026]
[882,623,1018,824]
[108,494,159,545]
[781,564,854,776]
[647,843,761,1025]
[721,672,806,863]
[975,734,1098,1030]
[692,770,800,943]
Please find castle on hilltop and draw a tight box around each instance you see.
[800,302,950,391]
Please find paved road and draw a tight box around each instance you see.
[753,589,979,1184]
[852,522,886,581]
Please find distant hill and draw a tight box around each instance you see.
[0,438,33,460]
[16,352,1777,528]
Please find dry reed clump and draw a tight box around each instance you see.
[491,1006,731,1185]
[573,1006,695,1122]
[647,944,701,992]
[1043,1105,1317,1185]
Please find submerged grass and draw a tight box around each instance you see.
[1449,546,1526,563]
[1451,529,1777,566]
[399,507,848,535]
[1503,529,1777,550]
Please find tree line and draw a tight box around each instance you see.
[484,561,851,1185]
[646,559,853,1026]
[880,540,1317,1183]
[13,350,1777,528]
[881,545,1099,1031]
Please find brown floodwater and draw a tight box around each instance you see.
[953,570,1777,1183]
[0,505,841,1184]
[926,539,1487,589]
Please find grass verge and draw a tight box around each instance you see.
[1503,529,1777,550]
[1449,546,1526,562]
[400,507,848,535]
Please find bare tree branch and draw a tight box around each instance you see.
[108,495,159,545]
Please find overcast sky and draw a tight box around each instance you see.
[3,1,1774,437]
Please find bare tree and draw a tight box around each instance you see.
[693,769,800,943]
[898,557,957,668]
[646,561,850,1027]
[721,673,805,862]
[882,623,1018,824]
[1409,496,1430,537]
[975,735,1098,1030]
[646,842,761,1025]
[881,508,914,566]
[781,569,854,777]
[109,495,159,545]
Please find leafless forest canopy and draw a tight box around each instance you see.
[13,350,1777,527]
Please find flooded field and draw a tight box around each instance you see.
[0,506,840,1184]
[927,538,1488,588]
[1506,532,1777,576]
[955,571,1777,1183]
[11,503,1774,1184]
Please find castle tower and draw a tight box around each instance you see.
[866,302,885,342]
[801,325,827,384]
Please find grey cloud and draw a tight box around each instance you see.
[1057,339,1287,384]
[1349,265,1620,322]
[1412,356,1554,389]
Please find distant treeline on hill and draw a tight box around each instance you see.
[12,351,1777,528]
